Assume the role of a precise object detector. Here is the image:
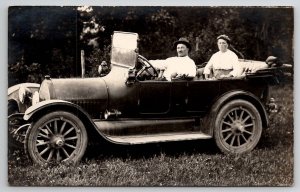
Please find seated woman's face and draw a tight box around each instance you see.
[217,39,228,53]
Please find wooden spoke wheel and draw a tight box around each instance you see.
[25,111,87,165]
[214,99,262,154]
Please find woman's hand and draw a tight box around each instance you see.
[219,74,233,78]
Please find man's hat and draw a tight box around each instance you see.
[217,34,231,44]
[173,37,192,51]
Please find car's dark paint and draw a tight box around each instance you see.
[101,66,140,117]
[36,66,271,121]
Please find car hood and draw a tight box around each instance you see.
[39,77,108,116]
[41,77,107,100]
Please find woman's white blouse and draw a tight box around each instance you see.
[204,49,242,77]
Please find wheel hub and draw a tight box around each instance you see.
[232,120,245,134]
[50,135,65,148]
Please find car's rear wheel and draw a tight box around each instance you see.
[25,111,88,165]
[214,99,262,154]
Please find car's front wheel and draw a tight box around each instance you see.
[214,99,262,154]
[25,111,88,165]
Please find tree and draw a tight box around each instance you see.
[8,6,77,86]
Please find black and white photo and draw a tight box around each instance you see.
[7,5,294,186]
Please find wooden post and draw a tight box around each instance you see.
[81,50,85,78]
[195,36,200,51]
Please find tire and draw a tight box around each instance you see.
[25,111,88,165]
[214,99,262,154]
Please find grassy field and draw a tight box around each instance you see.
[8,82,294,186]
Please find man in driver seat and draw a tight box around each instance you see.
[149,37,196,81]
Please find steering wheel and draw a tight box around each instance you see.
[136,55,159,79]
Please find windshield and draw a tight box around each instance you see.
[111,31,138,68]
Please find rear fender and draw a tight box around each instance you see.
[202,90,269,136]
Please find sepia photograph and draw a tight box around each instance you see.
[7,5,293,186]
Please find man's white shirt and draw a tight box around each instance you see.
[150,56,196,81]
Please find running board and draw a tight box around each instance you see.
[105,132,212,145]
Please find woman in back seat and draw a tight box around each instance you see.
[203,35,243,80]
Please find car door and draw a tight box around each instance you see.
[170,80,188,115]
[137,80,171,114]
[186,80,221,112]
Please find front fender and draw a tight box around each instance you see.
[202,90,269,135]
[23,99,116,145]
[24,100,84,121]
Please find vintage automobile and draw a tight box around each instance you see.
[8,31,288,165]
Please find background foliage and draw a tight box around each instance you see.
[8,6,293,86]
